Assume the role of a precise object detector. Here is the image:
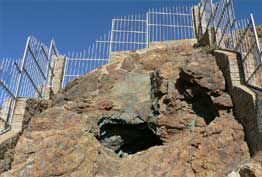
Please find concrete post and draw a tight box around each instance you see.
[214,50,262,154]
[192,5,201,40]
[11,98,27,131]
[192,4,216,47]
[42,55,58,99]
[0,99,11,122]
[51,55,66,95]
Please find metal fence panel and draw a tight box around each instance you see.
[0,36,59,134]
[111,14,148,51]
[148,6,195,43]
[0,58,19,132]
[62,6,195,88]
[63,32,110,88]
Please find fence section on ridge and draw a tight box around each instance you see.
[62,32,111,88]
[111,14,148,51]
[234,16,262,90]
[0,58,19,133]
[198,0,262,91]
[0,36,59,134]
[1,1,262,136]
[62,6,195,88]
[148,6,195,43]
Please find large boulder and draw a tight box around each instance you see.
[0,40,251,177]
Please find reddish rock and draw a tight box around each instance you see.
[0,40,253,177]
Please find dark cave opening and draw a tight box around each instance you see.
[97,121,163,157]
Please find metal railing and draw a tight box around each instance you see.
[148,6,195,43]
[110,14,148,51]
[62,6,195,87]
[62,32,111,88]
[198,0,262,91]
[234,15,262,90]
[0,36,59,134]
[1,1,261,135]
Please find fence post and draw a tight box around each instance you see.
[42,40,59,98]
[207,0,216,46]
[51,55,66,94]
[226,0,236,49]
[146,11,149,48]
[251,14,262,56]
[192,4,202,41]
[109,19,115,62]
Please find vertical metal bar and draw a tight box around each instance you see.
[132,14,135,50]
[152,9,154,42]
[146,11,149,48]
[91,43,95,71]
[109,19,115,61]
[251,13,262,56]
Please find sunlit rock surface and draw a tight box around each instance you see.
[0,40,253,177]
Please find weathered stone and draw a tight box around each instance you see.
[227,158,262,177]
[0,40,253,177]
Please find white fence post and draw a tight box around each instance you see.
[109,19,115,61]
[146,11,150,48]
[251,13,262,56]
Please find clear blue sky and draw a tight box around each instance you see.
[0,0,262,59]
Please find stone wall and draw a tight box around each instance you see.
[0,98,27,173]
[0,99,49,173]
[214,50,262,155]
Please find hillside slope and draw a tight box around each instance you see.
[0,40,257,177]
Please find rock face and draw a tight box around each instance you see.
[227,153,262,177]
[0,40,252,177]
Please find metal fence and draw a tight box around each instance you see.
[62,6,195,87]
[1,1,261,135]
[110,14,148,51]
[62,32,111,88]
[148,6,195,43]
[234,15,262,90]
[0,36,59,134]
[198,0,262,91]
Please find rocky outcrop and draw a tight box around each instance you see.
[0,40,252,177]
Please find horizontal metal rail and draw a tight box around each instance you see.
[113,19,147,22]
[112,30,147,34]
[67,58,108,61]
[149,12,192,16]
[148,24,194,28]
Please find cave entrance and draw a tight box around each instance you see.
[97,121,163,157]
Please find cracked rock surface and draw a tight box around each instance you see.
[0,40,254,177]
